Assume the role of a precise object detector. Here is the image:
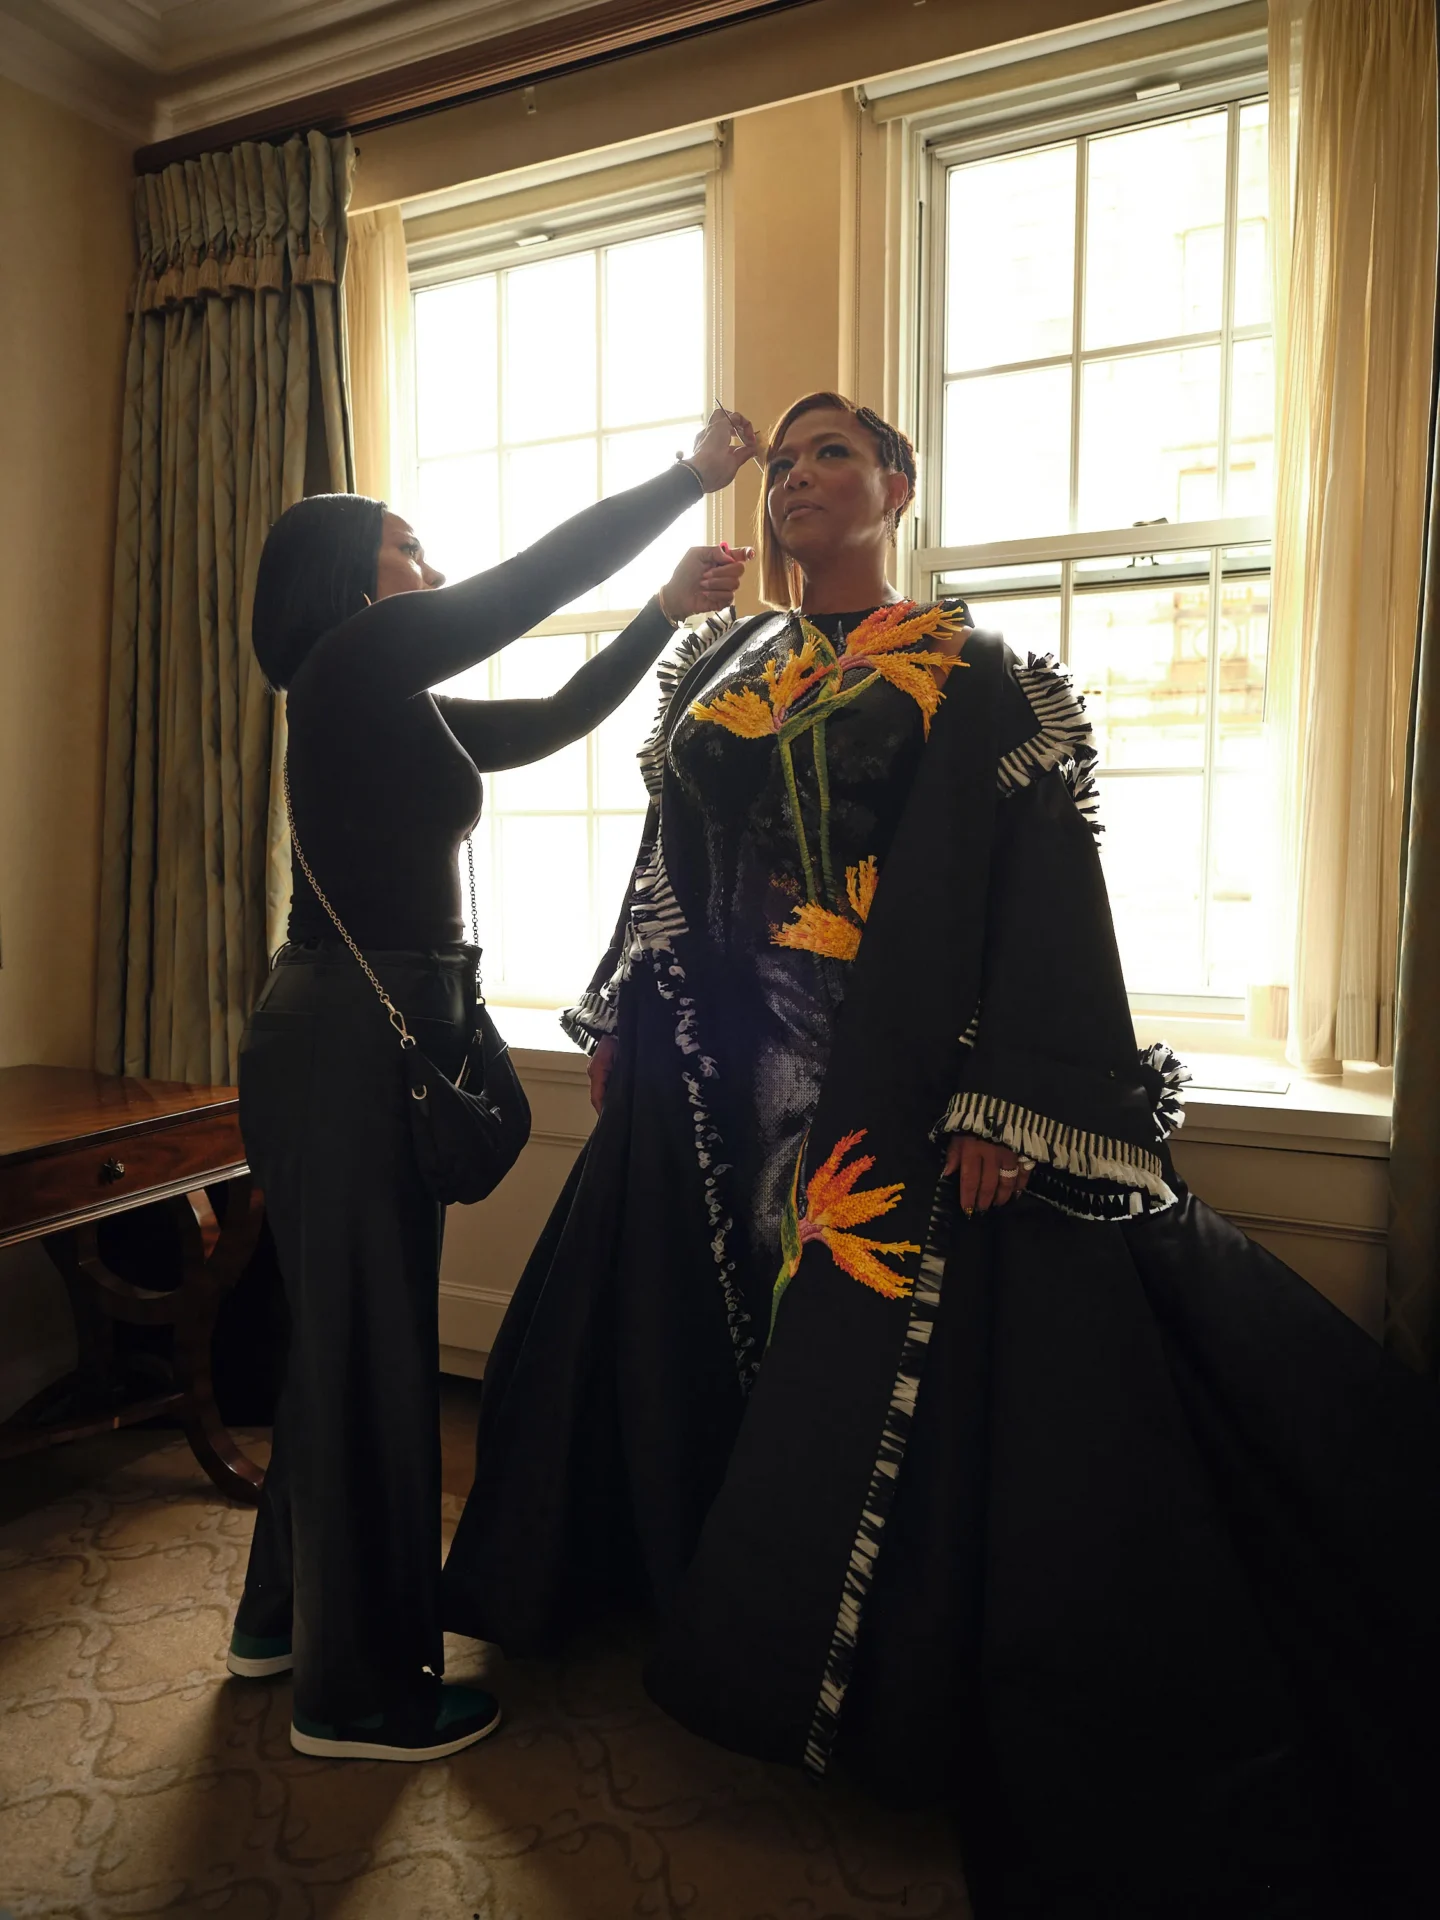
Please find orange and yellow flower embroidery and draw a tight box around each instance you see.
[772,855,879,961]
[773,1129,922,1334]
[690,602,970,937]
[689,602,967,742]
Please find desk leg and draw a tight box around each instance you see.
[42,1173,268,1506]
[172,1179,267,1505]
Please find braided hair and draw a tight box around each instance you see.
[757,391,917,607]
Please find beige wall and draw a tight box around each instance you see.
[0,74,132,1069]
[0,74,134,1415]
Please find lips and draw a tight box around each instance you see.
[784,501,821,519]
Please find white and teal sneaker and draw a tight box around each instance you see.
[290,1683,502,1762]
[226,1629,293,1678]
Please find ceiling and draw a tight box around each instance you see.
[0,0,601,143]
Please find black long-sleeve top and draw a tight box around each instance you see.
[284,463,702,951]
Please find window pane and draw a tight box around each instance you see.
[947,144,1075,370]
[1207,765,1271,991]
[600,424,706,610]
[1078,346,1221,528]
[503,437,599,559]
[1084,111,1229,349]
[503,252,597,443]
[596,812,647,953]
[943,365,1071,544]
[1226,337,1274,516]
[1217,566,1269,756]
[1069,580,1209,768]
[488,633,590,811]
[416,453,500,586]
[496,815,591,998]
[596,636,662,809]
[604,228,705,428]
[961,595,1062,658]
[1234,101,1271,329]
[1098,773,1204,992]
[415,278,497,457]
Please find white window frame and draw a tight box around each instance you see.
[407,181,717,1009]
[905,61,1273,1016]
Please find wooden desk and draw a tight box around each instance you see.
[0,1065,266,1504]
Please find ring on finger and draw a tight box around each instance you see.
[998,1166,1020,1182]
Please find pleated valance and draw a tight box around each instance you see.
[132,130,352,312]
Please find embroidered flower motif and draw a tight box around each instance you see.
[689,605,966,740]
[772,1129,922,1335]
[771,855,879,961]
[846,854,879,921]
[690,685,777,738]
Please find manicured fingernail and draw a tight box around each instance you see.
[963,1206,973,1217]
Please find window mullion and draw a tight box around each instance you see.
[1199,544,1224,989]
[1068,133,1086,534]
[1217,98,1241,514]
[1059,556,1073,667]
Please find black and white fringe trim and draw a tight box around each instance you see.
[935,1089,1178,1218]
[637,608,738,801]
[629,829,688,955]
[999,654,1103,843]
[802,1180,950,1779]
[958,1005,980,1050]
[649,950,756,1390]
[559,986,617,1055]
[1141,1041,1191,1139]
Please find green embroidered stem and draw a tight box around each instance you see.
[778,735,818,903]
[812,718,836,905]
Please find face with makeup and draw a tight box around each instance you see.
[373,511,446,600]
[765,408,912,583]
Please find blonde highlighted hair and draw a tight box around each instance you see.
[756,391,918,608]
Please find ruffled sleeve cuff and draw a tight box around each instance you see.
[934,1044,1191,1222]
[559,981,620,1055]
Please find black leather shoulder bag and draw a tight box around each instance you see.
[284,763,531,1205]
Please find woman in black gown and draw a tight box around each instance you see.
[443,392,1440,1914]
[227,409,756,1763]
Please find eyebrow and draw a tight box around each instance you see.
[770,429,857,462]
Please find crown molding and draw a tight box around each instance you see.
[0,7,151,140]
[1,0,812,156]
[134,0,819,170]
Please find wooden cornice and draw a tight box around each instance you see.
[134,0,825,173]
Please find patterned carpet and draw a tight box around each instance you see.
[0,1413,970,1919]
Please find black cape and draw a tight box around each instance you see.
[444,623,1440,1919]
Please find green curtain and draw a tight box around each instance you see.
[95,131,354,1086]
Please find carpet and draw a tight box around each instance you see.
[0,1414,970,1919]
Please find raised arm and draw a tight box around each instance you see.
[437,546,750,772]
[302,410,757,705]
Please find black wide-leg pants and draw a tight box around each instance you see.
[234,943,473,1724]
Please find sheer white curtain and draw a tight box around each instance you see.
[343,205,415,511]
[1266,0,1438,1072]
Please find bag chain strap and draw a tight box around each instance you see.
[282,759,416,1052]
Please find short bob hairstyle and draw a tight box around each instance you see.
[756,391,918,608]
[250,492,387,690]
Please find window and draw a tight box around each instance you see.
[917,93,1273,1005]
[411,220,708,1004]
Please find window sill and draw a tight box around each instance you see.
[495,1011,1395,1152]
[1175,1055,1392,1156]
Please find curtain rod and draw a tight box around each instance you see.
[133,0,823,175]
